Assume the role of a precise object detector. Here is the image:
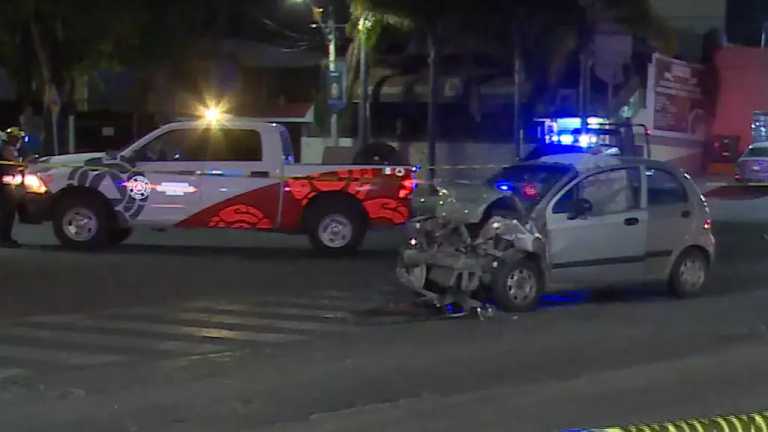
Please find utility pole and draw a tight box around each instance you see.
[513,36,521,159]
[327,3,339,147]
[357,14,371,150]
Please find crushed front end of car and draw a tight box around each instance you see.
[396,212,544,315]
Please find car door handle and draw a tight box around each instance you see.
[681,210,691,218]
[624,217,640,226]
[250,171,270,178]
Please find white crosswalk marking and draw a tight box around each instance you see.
[171,312,356,332]
[0,344,125,366]
[247,296,375,310]
[22,315,308,343]
[4,294,367,373]
[0,327,226,354]
[181,301,351,319]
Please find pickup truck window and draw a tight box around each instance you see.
[207,129,263,162]
[136,129,206,162]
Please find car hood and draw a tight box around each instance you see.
[35,152,106,167]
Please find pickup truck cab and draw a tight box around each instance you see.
[20,118,413,253]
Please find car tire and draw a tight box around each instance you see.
[490,258,542,312]
[669,248,709,298]
[305,197,367,255]
[109,227,133,245]
[53,194,111,250]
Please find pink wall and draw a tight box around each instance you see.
[712,47,768,153]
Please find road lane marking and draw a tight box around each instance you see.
[0,368,29,381]
[0,327,226,355]
[181,302,352,319]
[250,297,376,310]
[0,344,125,366]
[21,316,307,343]
[171,312,355,332]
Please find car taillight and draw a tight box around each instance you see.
[703,218,712,230]
[398,178,415,199]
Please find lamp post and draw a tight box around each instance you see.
[297,0,341,147]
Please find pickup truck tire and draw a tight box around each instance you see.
[353,142,403,165]
[109,227,133,245]
[305,198,366,255]
[490,258,542,312]
[53,194,111,250]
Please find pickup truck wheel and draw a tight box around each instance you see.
[53,195,111,249]
[490,258,542,312]
[306,200,366,255]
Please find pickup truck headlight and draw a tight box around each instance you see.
[23,174,48,194]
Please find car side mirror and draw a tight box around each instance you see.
[568,198,593,220]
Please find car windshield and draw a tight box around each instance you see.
[488,164,574,208]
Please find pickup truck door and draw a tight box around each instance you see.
[127,128,204,224]
[193,127,283,230]
[546,167,647,288]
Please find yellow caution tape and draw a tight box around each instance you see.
[577,410,768,432]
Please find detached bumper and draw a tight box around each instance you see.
[18,192,52,224]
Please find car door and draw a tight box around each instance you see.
[128,128,205,224]
[546,166,647,288]
[196,127,282,230]
[644,167,692,280]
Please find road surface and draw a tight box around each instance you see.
[0,187,767,431]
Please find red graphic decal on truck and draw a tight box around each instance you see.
[208,205,274,229]
[176,183,280,229]
[177,169,411,232]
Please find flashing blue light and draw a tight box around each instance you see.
[559,134,575,145]
[23,136,29,143]
[495,182,512,192]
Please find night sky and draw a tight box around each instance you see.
[727,0,768,45]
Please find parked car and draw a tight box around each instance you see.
[735,141,768,183]
[397,154,715,312]
[19,118,414,254]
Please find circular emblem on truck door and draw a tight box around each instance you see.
[125,175,151,200]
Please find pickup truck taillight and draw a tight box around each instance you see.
[398,178,415,199]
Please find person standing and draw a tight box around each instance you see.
[0,131,21,248]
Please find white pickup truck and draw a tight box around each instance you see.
[19,118,414,254]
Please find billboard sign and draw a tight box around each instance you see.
[647,54,709,140]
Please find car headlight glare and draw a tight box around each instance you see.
[23,174,47,194]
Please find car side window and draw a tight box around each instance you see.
[646,169,688,206]
[135,129,206,162]
[553,168,641,216]
[207,129,263,161]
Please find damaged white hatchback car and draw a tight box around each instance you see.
[397,154,715,313]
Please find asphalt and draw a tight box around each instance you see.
[0,184,768,431]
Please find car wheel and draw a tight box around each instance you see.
[669,248,709,297]
[53,195,111,249]
[490,258,542,312]
[109,227,133,245]
[305,198,366,255]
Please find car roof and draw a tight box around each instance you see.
[164,118,285,130]
[749,141,768,148]
[530,154,679,175]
